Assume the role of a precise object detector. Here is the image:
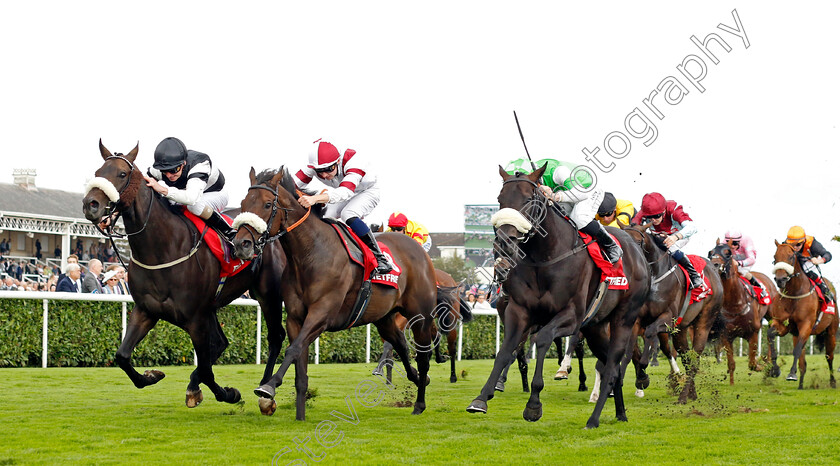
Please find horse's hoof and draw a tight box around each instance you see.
[523,404,543,422]
[650,359,660,367]
[435,355,449,364]
[578,384,587,392]
[636,374,650,390]
[144,369,165,384]
[412,403,426,415]
[554,369,569,380]
[226,387,242,404]
[185,389,203,408]
[771,367,781,378]
[254,384,276,399]
[494,381,505,392]
[786,375,798,382]
[635,389,645,398]
[372,369,383,377]
[258,397,277,416]
[450,376,457,384]
[830,379,836,389]
[585,420,600,429]
[466,399,488,414]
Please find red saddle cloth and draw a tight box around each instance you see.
[331,224,401,289]
[738,276,772,305]
[809,278,836,315]
[183,210,251,278]
[578,232,628,290]
[679,255,713,304]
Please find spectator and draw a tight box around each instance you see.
[56,263,82,293]
[1,276,18,291]
[465,292,476,308]
[0,238,6,256]
[35,239,42,260]
[101,270,120,294]
[47,275,58,292]
[54,246,61,259]
[82,259,104,293]
[106,264,130,295]
[472,291,492,311]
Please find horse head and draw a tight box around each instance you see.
[771,240,800,290]
[490,164,548,268]
[707,239,734,278]
[623,221,660,261]
[231,166,300,260]
[83,139,141,225]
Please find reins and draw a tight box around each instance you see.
[242,183,311,258]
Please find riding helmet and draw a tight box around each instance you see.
[153,137,188,171]
[785,225,806,245]
[309,138,341,170]
[639,192,667,217]
[388,212,409,228]
[598,192,617,216]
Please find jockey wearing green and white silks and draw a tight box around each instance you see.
[502,158,621,263]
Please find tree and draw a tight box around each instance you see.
[431,255,477,284]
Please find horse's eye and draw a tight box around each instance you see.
[264,202,272,210]
[119,172,127,178]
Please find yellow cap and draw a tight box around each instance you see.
[785,226,806,244]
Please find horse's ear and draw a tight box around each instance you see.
[530,162,548,183]
[271,167,285,187]
[99,139,112,160]
[498,165,511,181]
[774,239,781,247]
[716,238,720,246]
[249,167,257,185]
[125,142,139,163]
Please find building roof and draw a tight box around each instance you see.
[0,182,87,221]
[428,232,464,257]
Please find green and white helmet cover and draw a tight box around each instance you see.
[504,158,593,192]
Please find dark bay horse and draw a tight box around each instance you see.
[231,167,439,419]
[375,268,473,384]
[623,224,723,403]
[708,242,777,385]
[767,241,837,389]
[466,166,649,429]
[82,141,287,408]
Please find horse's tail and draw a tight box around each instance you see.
[708,312,725,343]
[436,285,473,325]
[815,329,827,352]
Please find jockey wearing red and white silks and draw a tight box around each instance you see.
[293,139,392,274]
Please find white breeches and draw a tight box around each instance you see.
[182,190,229,217]
[324,187,381,222]
[568,188,604,229]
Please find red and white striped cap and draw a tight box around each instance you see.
[308,138,341,169]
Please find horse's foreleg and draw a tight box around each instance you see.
[766,324,781,377]
[584,323,621,429]
[256,315,325,402]
[748,332,761,372]
[826,328,836,389]
[517,344,530,393]
[189,315,240,406]
[787,333,808,385]
[114,307,164,388]
[468,311,531,414]
[259,300,287,386]
[723,338,736,386]
[294,345,310,421]
[373,341,394,382]
[448,329,458,383]
[576,339,588,392]
[522,325,554,422]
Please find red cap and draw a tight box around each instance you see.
[388,212,408,228]
[309,139,341,169]
[639,192,667,217]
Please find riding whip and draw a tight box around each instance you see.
[513,111,537,172]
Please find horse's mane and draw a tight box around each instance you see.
[254,167,325,219]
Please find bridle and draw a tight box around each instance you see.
[707,246,733,279]
[772,249,813,300]
[238,182,310,257]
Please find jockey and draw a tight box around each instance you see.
[632,192,704,289]
[293,139,393,274]
[596,192,636,228]
[387,212,432,253]
[504,158,622,263]
[144,137,236,241]
[785,226,834,302]
[723,230,769,299]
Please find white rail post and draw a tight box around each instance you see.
[758,327,762,357]
[495,314,500,356]
[41,299,49,368]
[365,324,371,364]
[809,335,814,355]
[315,338,320,365]
[739,338,743,357]
[531,343,536,360]
[457,321,463,361]
[121,302,127,342]
[776,335,780,355]
[256,305,262,365]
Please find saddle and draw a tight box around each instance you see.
[183,209,251,278]
[673,255,713,325]
[809,278,836,316]
[738,276,772,306]
[578,231,628,290]
[327,219,401,288]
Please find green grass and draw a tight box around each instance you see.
[1,355,839,465]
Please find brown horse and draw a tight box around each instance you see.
[81,141,287,408]
[707,241,777,385]
[375,268,473,384]
[767,241,837,389]
[623,225,723,403]
[232,167,439,419]
[466,166,650,429]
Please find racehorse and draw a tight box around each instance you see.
[707,241,776,385]
[231,167,439,419]
[623,224,723,403]
[82,141,287,408]
[375,268,473,384]
[767,241,837,389]
[466,166,649,428]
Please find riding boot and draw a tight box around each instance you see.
[580,220,622,264]
[749,276,769,299]
[360,231,393,275]
[675,254,704,289]
[205,210,237,243]
[817,279,835,303]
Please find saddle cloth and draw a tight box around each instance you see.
[810,278,836,315]
[578,232,628,290]
[679,255,713,305]
[738,276,772,305]
[330,222,401,289]
[183,209,251,278]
